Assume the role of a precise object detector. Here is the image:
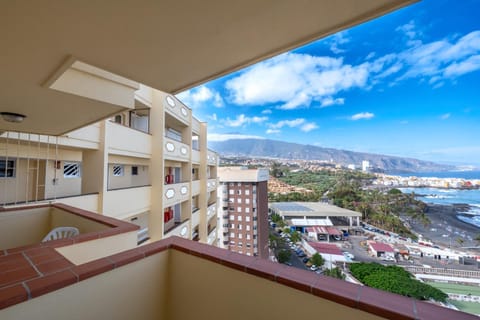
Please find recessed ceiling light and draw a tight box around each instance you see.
[0,112,26,123]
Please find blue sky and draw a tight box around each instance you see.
[177,0,480,167]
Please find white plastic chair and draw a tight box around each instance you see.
[42,227,80,242]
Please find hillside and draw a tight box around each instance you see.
[208,138,453,173]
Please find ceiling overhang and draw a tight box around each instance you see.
[0,0,417,135]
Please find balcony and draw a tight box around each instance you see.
[0,203,138,264]
[107,121,152,158]
[191,149,201,164]
[207,151,218,166]
[207,228,217,245]
[191,209,200,229]
[103,186,151,220]
[164,96,191,126]
[192,117,201,135]
[163,137,190,162]
[164,219,190,239]
[207,203,217,219]
[0,236,473,319]
[207,179,217,192]
[163,182,190,207]
[191,180,200,196]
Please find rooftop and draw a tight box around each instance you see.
[271,202,362,217]
[218,166,269,182]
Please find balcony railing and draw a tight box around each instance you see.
[163,219,190,239]
[207,151,218,166]
[163,182,190,207]
[191,180,200,196]
[191,209,200,229]
[191,149,201,164]
[107,121,152,158]
[207,179,217,192]
[104,186,151,220]
[163,137,190,162]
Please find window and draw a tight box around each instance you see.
[237,216,242,221]
[237,182,241,186]
[229,189,234,195]
[246,234,251,240]
[236,190,242,195]
[238,225,242,230]
[230,232,235,238]
[113,114,123,124]
[230,215,234,220]
[237,207,242,213]
[64,162,81,178]
[246,216,250,222]
[131,166,138,175]
[246,225,250,231]
[245,189,250,195]
[237,198,242,204]
[238,234,242,239]
[246,198,250,204]
[113,165,124,176]
[245,207,250,213]
[0,159,15,177]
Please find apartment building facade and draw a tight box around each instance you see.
[218,167,269,258]
[0,82,219,245]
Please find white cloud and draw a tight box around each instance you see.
[301,123,318,132]
[267,118,317,133]
[261,109,272,114]
[440,113,451,120]
[223,114,268,127]
[350,112,374,120]
[320,97,345,107]
[224,29,480,110]
[365,52,376,60]
[269,118,305,129]
[396,20,422,47]
[266,129,281,134]
[328,31,351,54]
[176,85,224,108]
[226,52,369,110]
[208,133,265,141]
[207,113,217,121]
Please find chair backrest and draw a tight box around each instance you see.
[42,227,80,242]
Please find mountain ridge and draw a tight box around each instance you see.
[208,138,453,173]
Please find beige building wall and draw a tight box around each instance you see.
[0,85,218,246]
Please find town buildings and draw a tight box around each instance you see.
[1,1,474,319]
[217,167,269,258]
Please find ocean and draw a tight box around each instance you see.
[394,170,480,228]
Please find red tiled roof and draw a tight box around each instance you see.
[306,226,341,236]
[308,242,343,256]
[370,242,394,253]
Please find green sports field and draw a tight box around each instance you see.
[429,282,480,296]
[428,282,480,315]
[449,301,480,315]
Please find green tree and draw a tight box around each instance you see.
[290,231,302,243]
[277,249,291,264]
[323,267,345,279]
[310,253,325,267]
[350,263,447,302]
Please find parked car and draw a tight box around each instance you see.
[302,257,310,263]
[310,265,318,271]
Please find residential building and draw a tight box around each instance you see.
[0,82,219,245]
[1,1,475,319]
[218,167,269,258]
